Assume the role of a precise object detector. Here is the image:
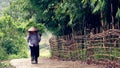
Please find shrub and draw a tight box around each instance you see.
[0,46,8,60]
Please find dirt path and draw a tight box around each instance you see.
[10,58,104,68]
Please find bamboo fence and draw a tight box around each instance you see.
[49,29,120,68]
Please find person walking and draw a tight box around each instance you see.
[27,27,41,64]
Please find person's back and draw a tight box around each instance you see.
[28,32,41,46]
[27,27,41,64]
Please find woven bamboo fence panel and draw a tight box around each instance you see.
[49,29,120,67]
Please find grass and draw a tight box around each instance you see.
[54,46,120,62]
[0,60,15,68]
[39,41,51,58]
[40,48,51,58]
[27,48,51,58]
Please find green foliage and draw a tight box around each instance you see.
[0,46,8,60]
[1,0,119,36]
[0,61,15,68]
[0,14,28,60]
[0,0,119,62]
[116,8,120,19]
[0,62,4,68]
[26,20,46,33]
[7,0,118,36]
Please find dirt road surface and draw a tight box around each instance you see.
[10,58,104,68]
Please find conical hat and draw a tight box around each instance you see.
[28,27,38,31]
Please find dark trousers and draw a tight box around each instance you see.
[30,45,39,61]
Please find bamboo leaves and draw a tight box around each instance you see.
[116,8,120,19]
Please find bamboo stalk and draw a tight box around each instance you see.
[111,3,114,29]
[100,12,104,32]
